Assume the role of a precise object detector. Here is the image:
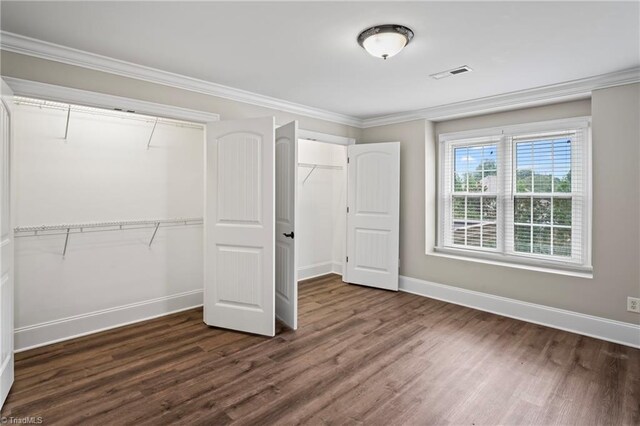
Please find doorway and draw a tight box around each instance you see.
[296,138,348,281]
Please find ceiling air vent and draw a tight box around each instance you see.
[430,65,473,80]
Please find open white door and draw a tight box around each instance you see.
[0,79,14,407]
[345,142,400,291]
[275,121,297,330]
[204,117,275,336]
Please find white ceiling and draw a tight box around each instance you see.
[1,1,638,119]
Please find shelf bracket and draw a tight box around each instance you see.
[147,118,158,149]
[62,228,70,258]
[64,106,71,140]
[148,222,160,247]
[302,165,317,185]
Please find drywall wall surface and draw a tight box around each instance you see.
[590,83,640,320]
[362,93,640,325]
[0,51,362,140]
[13,103,204,334]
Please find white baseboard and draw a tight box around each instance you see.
[14,289,203,352]
[298,261,344,281]
[298,262,333,280]
[399,276,640,349]
[331,262,343,276]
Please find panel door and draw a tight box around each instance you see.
[0,79,14,408]
[204,117,275,336]
[275,121,297,330]
[345,142,400,291]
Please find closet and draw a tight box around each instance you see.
[297,139,347,280]
[12,96,206,350]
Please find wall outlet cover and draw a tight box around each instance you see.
[627,297,640,313]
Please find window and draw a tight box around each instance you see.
[438,118,591,272]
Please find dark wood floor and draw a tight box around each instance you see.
[2,274,639,425]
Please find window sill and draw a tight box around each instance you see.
[430,247,593,279]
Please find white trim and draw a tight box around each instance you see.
[331,261,343,276]
[362,68,639,128]
[298,129,356,146]
[3,77,219,123]
[297,261,343,281]
[14,289,203,352]
[399,275,640,349]
[298,261,334,281]
[0,31,361,127]
[2,31,638,128]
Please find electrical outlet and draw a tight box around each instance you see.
[628,297,640,313]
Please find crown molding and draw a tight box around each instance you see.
[361,67,640,128]
[0,31,363,128]
[2,31,638,129]
[3,77,220,123]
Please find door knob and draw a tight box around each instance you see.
[283,232,294,239]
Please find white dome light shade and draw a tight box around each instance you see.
[358,25,414,60]
[362,32,407,59]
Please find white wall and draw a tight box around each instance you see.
[13,103,204,350]
[297,140,346,279]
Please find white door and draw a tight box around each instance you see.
[0,79,14,407]
[345,142,400,291]
[204,117,275,336]
[275,121,297,330]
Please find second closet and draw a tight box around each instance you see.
[297,138,347,280]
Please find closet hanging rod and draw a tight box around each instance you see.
[14,217,203,236]
[13,97,204,130]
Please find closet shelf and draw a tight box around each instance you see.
[298,162,343,185]
[14,217,203,258]
[14,97,204,129]
[14,217,203,236]
[298,162,343,170]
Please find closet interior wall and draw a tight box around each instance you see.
[297,139,346,280]
[13,99,204,350]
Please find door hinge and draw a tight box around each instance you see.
[346,256,349,262]
[347,206,349,213]
[347,157,350,164]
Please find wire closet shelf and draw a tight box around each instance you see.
[13,96,204,147]
[14,218,204,257]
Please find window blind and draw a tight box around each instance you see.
[439,120,590,270]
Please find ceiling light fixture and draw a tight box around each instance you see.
[357,24,414,60]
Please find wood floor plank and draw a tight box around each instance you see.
[2,274,638,425]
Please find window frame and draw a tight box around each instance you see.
[442,136,504,253]
[437,117,592,274]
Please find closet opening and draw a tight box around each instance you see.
[296,136,348,282]
[11,95,209,351]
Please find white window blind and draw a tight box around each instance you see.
[438,118,591,272]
